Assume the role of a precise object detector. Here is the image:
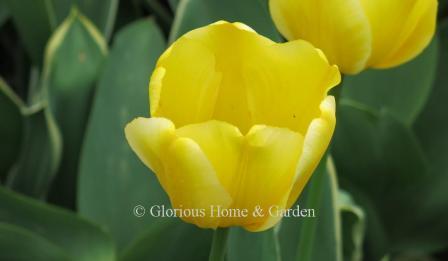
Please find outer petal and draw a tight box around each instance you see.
[360,0,438,68]
[269,0,371,74]
[151,21,340,133]
[124,118,232,228]
[124,117,175,191]
[286,96,336,208]
[175,121,243,192]
[175,120,304,231]
[237,125,304,231]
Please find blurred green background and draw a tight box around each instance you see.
[0,0,447,260]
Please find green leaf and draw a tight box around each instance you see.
[279,157,342,261]
[0,0,10,27]
[168,0,180,11]
[43,10,107,208]
[5,0,55,64]
[332,101,429,259]
[52,0,119,40]
[120,219,212,261]
[0,79,24,180]
[169,0,280,43]
[6,104,62,198]
[341,38,438,125]
[0,186,115,261]
[5,0,117,65]
[412,21,448,251]
[227,227,281,261]
[78,18,169,250]
[338,190,365,261]
[0,223,71,261]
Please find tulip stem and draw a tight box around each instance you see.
[208,227,229,261]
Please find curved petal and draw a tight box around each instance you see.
[369,0,438,68]
[360,0,437,68]
[269,0,371,74]
[238,125,304,231]
[124,117,232,228]
[151,21,340,133]
[165,137,232,228]
[286,96,336,208]
[174,120,304,231]
[175,120,243,192]
[124,117,175,191]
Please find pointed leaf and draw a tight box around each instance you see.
[0,187,115,260]
[120,219,212,261]
[78,18,169,250]
[0,78,24,180]
[342,38,438,125]
[169,0,280,42]
[44,10,107,208]
[0,223,71,261]
[228,227,281,261]
[279,157,342,261]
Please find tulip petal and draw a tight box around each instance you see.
[125,117,176,191]
[243,40,340,134]
[151,21,340,133]
[269,0,371,74]
[165,137,232,228]
[125,117,233,228]
[286,96,336,208]
[236,125,303,231]
[360,0,437,68]
[368,0,438,68]
[150,38,222,127]
[169,119,305,231]
[175,120,243,192]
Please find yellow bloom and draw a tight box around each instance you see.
[125,21,340,231]
[269,0,438,74]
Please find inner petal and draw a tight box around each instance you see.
[152,21,340,134]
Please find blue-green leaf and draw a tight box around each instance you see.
[338,190,365,261]
[78,18,169,250]
[279,157,342,261]
[228,226,281,261]
[342,38,438,125]
[0,187,115,261]
[43,10,107,208]
[7,105,62,198]
[120,219,212,261]
[0,223,71,261]
[170,0,280,42]
[0,78,24,180]
[332,101,430,258]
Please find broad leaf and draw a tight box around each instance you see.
[5,0,117,64]
[0,0,9,27]
[120,219,212,261]
[5,0,55,64]
[44,10,107,208]
[342,39,438,125]
[412,21,448,251]
[169,0,280,42]
[0,187,115,261]
[228,227,281,261]
[78,18,169,250]
[332,101,430,259]
[0,223,71,261]
[279,157,342,261]
[7,105,62,198]
[338,190,365,261]
[0,78,24,180]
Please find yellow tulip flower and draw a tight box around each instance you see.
[125,21,340,231]
[269,0,438,74]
